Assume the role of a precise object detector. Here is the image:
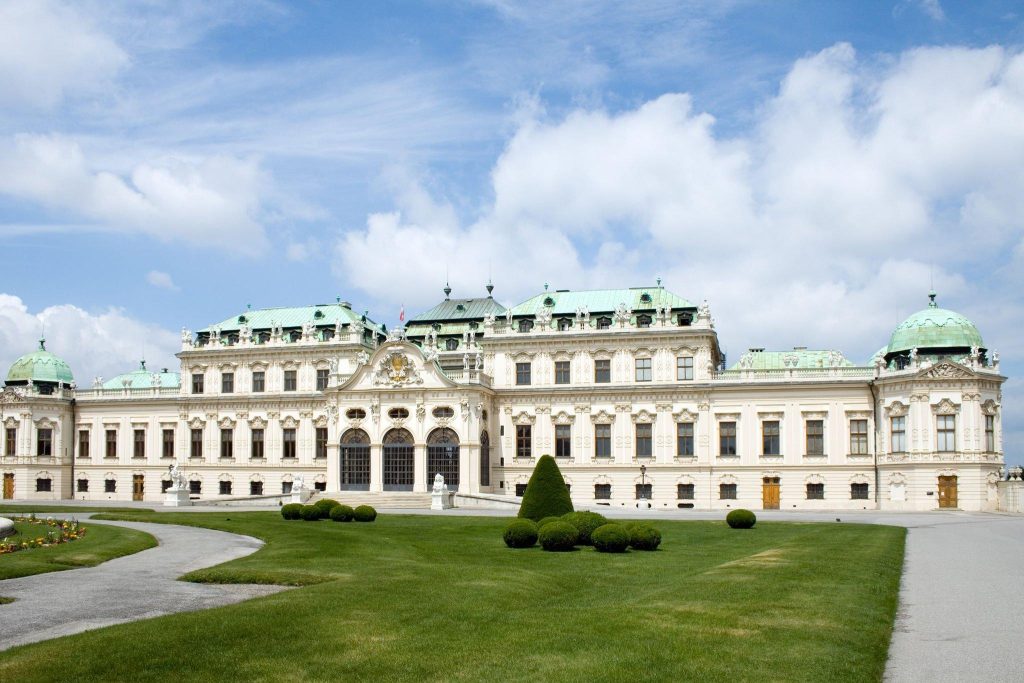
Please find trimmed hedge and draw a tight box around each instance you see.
[280,503,302,520]
[517,455,574,521]
[299,505,322,521]
[329,504,355,522]
[314,499,341,516]
[538,521,578,552]
[561,511,608,546]
[628,525,662,551]
[352,505,377,522]
[592,524,630,553]
[537,516,563,530]
[503,519,539,548]
[726,509,757,529]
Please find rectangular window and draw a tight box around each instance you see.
[719,483,737,500]
[220,428,233,459]
[719,421,737,456]
[891,416,906,453]
[37,428,53,456]
[594,483,611,499]
[161,479,172,493]
[5,427,15,456]
[105,429,117,458]
[190,428,203,459]
[806,483,825,499]
[515,362,531,386]
[314,481,327,492]
[555,424,571,457]
[162,429,174,458]
[635,483,652,499]
[282,481,293,494]
[849,419,869,454]
[677,483,695,500]
[78,430,90,459]
[806,420,824,455]
[105,478,117,493]
[316,368,329,391]
[762,421,780,456]
[677,422,694,457]
[594,359,611,383]
[677,356,694,381]
[851,483,869,500]
[315,427,328,459]
[191,373,204,394]
[250,481,264,496]
[283,428,296,458]
[284,370,297,391]
[189,480,201,495]
[77,478,89,493]
[936,415,956,452]
[515,425,532,459]
[635,423,653,458]
[252,371,265,393]
[132,429,145,459]
[251,429,265,459]
[594,424,611,458]
[635,357,652,382]
[985,415,995,452]
[219,480,232,495]
[554,360,570,385]
[36,478,52,492]
[515,483,528,496]
[221,372,234,393]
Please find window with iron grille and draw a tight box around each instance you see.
[191,373,204,394]
[315,427,328,458]
[427,428,460,488]
[221,372,234,393]
[445,338,459,351]
[383,429,414,491]
[986,415,995,452]
[219,480,232,495]
[890,417,905,453]
[719,483,737,499]
[282,428,296,458]
[340,429,370,490]
[849,419,869,454]
[635,483,652,499]
[250,481,264,495]
[251,429,264,459]
[677,483,695,499]
[594,359,610,383]
[635,423,652,457]
[677,422,694,457]
[851,483,869,500]
[189,480,201,495]
[516,425,532,459]
[806,483,824,499]
[105,429,117,458]
[190,428,203,459]
[595,483,611,499]
[480,431,491,487]
[105,478,117,493]
[133,429,145,459]
[162,429,174,458]
[936,415,955,452]
[518,319,534,333]
[634,358,652,382]
[316,368,329,391]
[636,314,652,328]
[78,430,90,459]
[677,356,694,380]
[77,478,89,492]
[555,360,570,384]
[806,420,824,455]
[515,362,531,385]
[220,428,233,459]
[252,371,265,392]
[515,483,528,496]
[281,481,293,494]
[37,428,53,456]
[284,370,297,391]
[36,477,52,492]
[719,422,737,456]
[594,424,611,458]
[762,421,780,456]
[555,424,571,457]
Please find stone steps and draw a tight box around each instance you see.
[306,492,433,509]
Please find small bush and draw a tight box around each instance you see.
[329,504,354,522]
[299,505,322,521]
[628,525,662,551]
[592,524,630,553]
[517,455,574,521]
[537,516,563,530]
[561,511,608,545]
[280,503,302,520]
[352,505,377,522]
[726,509,757,529]
[503,519,539,548]
[314,498,340,516]
[538,521,578,552]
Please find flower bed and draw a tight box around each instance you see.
[0,515,88,554]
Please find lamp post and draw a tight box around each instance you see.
[640,464,647,504]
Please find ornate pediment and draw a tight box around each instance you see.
[248,415,266,429]
[931,398,960,415]
[512,411,536,426]
[0,387,25,404]
[590,409,614,424]
[281,415,299,429]
[218,416,236,429]
[919,361,974,380]
[313,415,328,428]
[981,399,1000,416]
[338,342,456,391]
[552,410,575,425]
[673,409,698,423]
[188,416,205,429]
[884,401,908,417]
[631,409,654,424]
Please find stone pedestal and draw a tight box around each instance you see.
[163,488,190,507]
[431,490,453,510]
[290,489,311,504]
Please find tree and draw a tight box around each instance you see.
[517,454,574,521]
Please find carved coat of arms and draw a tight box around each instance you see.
[373,350,423,387]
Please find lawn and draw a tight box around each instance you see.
[0,512,905,682]
[0,519,157,580]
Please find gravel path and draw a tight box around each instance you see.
[0,516,286,651]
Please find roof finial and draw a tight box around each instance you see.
[928,290,937,308]
[444,281,452,299]
[38,335,46,351]
[486,279,494,297]
[657,276,662,287]
[544,282,549,291]
[140,359,147,370]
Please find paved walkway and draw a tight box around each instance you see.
[0,516,286,651]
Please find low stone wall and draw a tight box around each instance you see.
[997,480,1024,513]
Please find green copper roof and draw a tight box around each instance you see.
[202,301,380,333]
[887,292,983,355]
[101,361,180,390]
[6,339,74,385]
[509,286,695,317]
[409,296,507,323]
[727,349,855,371]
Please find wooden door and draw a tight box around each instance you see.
[2,473,13,499]
[938,476,958,508]
[132,474,145,501]
[762,477,780,510]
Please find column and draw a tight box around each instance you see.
[369,444,383,492]
[413,443,427,493]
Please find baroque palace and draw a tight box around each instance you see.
[0,284,1006,511]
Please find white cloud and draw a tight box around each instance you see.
[0,134,271,255]
[918,0,946,21]
[146,270,179,291]
[0,0,128,109]
[0,294,179,385]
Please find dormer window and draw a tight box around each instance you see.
[640,293,652,304]
[636,314,652,328]
[557,318,572,331]
[518,319,534,333]
[596,316,611,330]
[677,312,693,326]
[456,303,466,312]
[314,310,324,319]
[289,330,301,342]
[543,296,555,306]
[445,338,459,351]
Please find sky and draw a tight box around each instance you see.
[0,0,1022,463]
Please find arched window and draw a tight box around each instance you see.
[480,431,491,487]
[340,429,370,491]
[518,319,534,333]
[445,338,459,351]
[636,314,652,328]
[596,316,611,329]
[557,318,572,331]
[427,428,460,489]
[383,428,414,491]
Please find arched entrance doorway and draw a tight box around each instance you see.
[427,428,459,489]
[383,428,414,491]
[480,430,490,487]
[340,429,370,490]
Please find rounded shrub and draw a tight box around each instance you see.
[628,525,662,551]
[503,519,539,548]
[517,455,574,521]
[537,516,563,530]
[299,504,322,521]
[726,509,757,529]
[352,505,377,522]
[538,521,578,552]
[314,498,341,516]
[280,503,302,520]
[592,524,630,553]
[561,511,608,546]
[329,504,354,522]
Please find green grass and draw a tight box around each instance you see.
[0,520,157,580]
[0,513,905,682]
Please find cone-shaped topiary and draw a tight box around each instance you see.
[517,454,574,521]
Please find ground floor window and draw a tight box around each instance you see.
[36,477,52,492]
[595,483,611,499]
[219,480,232,495]
[515,483,528,496]
[314,481,327,492]
[677,483,694,500]
[77,478,89,492]
[806,483,824,499]
[851,483,869,500]
[105,478,116,493]
[250,481,263,495]
[720,483,737,500]
[282,481,293,494]
[161,479,172,493]
[189,480,201,495]
[635,483,652,500]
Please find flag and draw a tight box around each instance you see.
[399,305,405,322]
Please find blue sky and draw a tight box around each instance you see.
[1,0,1023,462]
